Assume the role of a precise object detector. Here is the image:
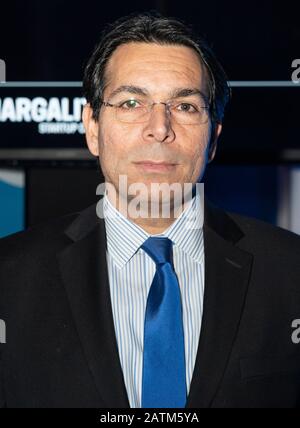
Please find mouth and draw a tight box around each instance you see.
[133,160,178,173]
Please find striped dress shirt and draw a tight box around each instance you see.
[103,188,205,408]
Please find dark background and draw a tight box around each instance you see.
[1,0,299,81]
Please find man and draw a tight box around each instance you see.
[1,13,300,408]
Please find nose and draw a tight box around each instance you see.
[142,103,175,144]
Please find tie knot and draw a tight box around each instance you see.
[141,237,173,266]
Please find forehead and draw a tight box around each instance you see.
[104,42,208,97]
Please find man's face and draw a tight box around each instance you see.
[83,42,221,202]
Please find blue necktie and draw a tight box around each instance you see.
[141,237,186,408]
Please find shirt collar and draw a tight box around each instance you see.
[103,186,204,269]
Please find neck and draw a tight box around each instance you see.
[106,189,194,235]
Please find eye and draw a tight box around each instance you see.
[119,99,141,109]
[177,103,198,113]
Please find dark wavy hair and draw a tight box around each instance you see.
[83,12,231,126]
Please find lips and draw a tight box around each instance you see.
[133,160,178,172]
[134,160,176,165]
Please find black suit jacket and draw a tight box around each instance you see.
[0,198,300,408]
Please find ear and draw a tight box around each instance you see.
[82,103,99,156]
[207,122,222,163]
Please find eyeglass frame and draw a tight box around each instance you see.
[99,97,211,125]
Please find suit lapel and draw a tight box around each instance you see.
[57,203,130,408]
[186,200,253,407]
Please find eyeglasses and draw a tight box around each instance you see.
[100,97,210,125]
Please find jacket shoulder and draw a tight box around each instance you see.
[0,210,80,262]
[227,209,300,254]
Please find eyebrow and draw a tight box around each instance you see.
[108,85,149,99]
[107,85,209,103]
[170,87,208,101]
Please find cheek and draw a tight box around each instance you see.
[99,126,121,161]
[182,126,211,162]
[179,126,211,179]
[98,124,138,174]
